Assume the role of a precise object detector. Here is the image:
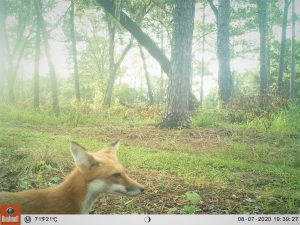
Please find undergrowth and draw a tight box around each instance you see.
[0,103,163,127]
[192,95,300,136]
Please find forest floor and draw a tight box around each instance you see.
[0,105,299,214]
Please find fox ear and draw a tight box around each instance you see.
[70,141,96,169]
[109,139,120,152]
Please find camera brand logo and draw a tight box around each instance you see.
[0,205,21,225]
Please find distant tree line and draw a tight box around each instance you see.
[0,0,298,127]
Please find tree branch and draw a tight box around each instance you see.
[207,0,218,19]
[115,36,133,69]
[95,0,170,75]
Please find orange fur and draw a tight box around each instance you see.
[0,141,144,214]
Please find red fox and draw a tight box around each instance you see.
[0,141,144,214]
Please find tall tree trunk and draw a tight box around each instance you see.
[34,0,60,115]
[103,15,133,107]
[7,81,14,103]
[277,0,290,91]
[267,2,271,93]
[0,0,7,100]
[290,0,295,99]
[161,0,195,128]
[34,16,41,109]
[257,0,269,95]
[139,45,154,105]
[4,1,28,104]
[7,41,26,103]
[0,58,4,101]
[160,25,164,103]
[217,0,232,103]
[70,0,81,102]
[200,1,206,107]
[103,16,116,107]
[97,0,199,109]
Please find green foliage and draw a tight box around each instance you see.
[184,191,201,204]
[201,89,219,108]
[182,205,198,214]
[192,108,223,127]
[269,38,300,98]
[233,70,259,95]
[115,84,139,105]
[193,96,299,133]
[235,102,300,136]
[226,95,291,121]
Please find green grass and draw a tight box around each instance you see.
[0,104,161,128]
[0,104,300,213]
[1,124,299,196]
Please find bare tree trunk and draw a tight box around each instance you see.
[7,41,26,103]
[208,0,232,104]
[70,0,81,102]
[277,0,290,91]
[160,25,164,103]
[103,15,133,107]
[139,45,154,105]
[34,0,60,115]
[34,16,41,109]
[200,1,206,107]
[0,57,4,100]
[217,0,233,103]
[161,0,195,128]
[4,1,29,104]
[0,0,7,100]
[290,0,295,99]
[257,0,269,95]
[103,16,116,107]
[7,82,14,102]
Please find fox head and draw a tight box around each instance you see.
[70,140,144,197]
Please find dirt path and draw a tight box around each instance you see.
[92,170,263,214]
[20,123,281,153]
[29,125,233,152]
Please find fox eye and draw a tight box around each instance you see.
[112,172,122,178]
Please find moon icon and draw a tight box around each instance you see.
[144,216,151,223]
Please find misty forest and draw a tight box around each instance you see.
[0,0,300,214]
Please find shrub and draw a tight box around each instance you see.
[225,94,291,122]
